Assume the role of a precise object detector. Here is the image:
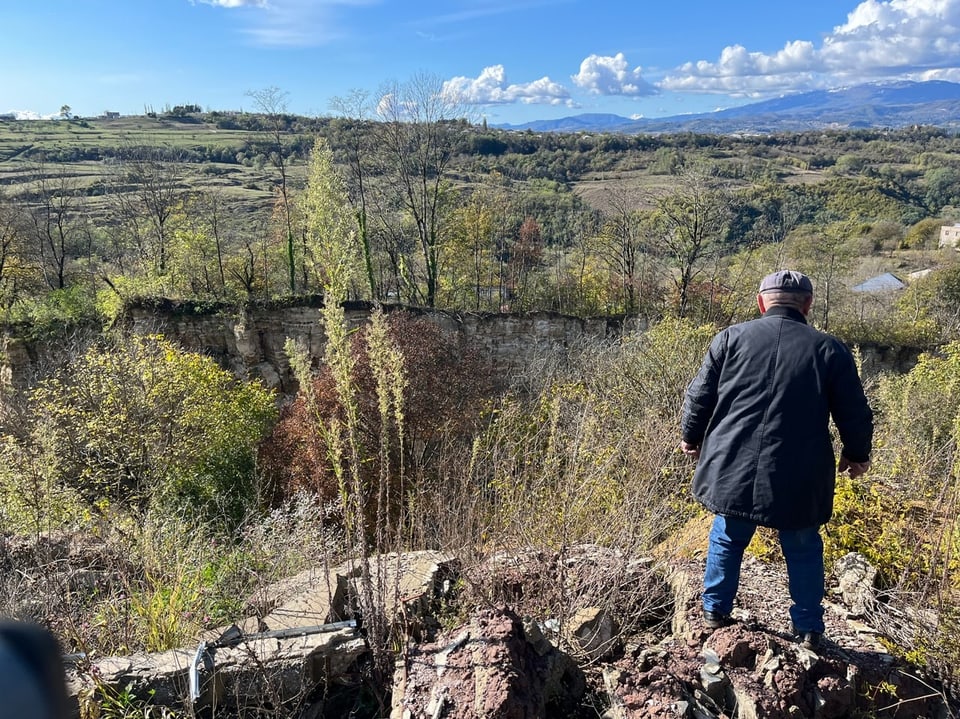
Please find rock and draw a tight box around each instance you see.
[391,605,586,719]
[699,662,730,705]
[567,606,621,662]
[66,550,459,718]
[46,543,953,719]
[833,552,877,617]
[67,624,366,717]
[814,675,856,719]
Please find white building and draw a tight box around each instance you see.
[939,224,960,248]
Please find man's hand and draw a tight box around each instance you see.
[680,440,700,460]
[838,456,871,478]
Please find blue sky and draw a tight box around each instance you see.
[4,0,960,124]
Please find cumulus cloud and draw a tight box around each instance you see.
[571,53,656,96]
[443,65,577,107]
[660,0,960,95]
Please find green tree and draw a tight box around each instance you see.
[330,90,377,299]
[787,223,857,331]
[924,166,960,212]
[443,186,499,310]
[902,217,943,250]
[299,137,361,301]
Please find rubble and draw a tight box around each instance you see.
[62,547,952,718]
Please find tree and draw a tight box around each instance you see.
[25,158,89,290]
[651,168,732,318]
[924,167,960,213]
[29,334,276,526]
[118,145,185,277]
[299,137,361,301]
[166,193,237,298]
[59,105,71,120]
[787,223,857,331]
[247,86,297,294]
[330,90,377,299]
[739,182,810,248]
[374,73,467,307]
[445,184,500,310]
[593,185,656,314]
[0,190,30,308]
[508,217,545,310]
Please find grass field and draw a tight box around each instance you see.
[0,116,307,223]
[0,116,252,160]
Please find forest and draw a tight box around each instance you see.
[3,80,960,716]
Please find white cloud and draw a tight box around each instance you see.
[571,53,656,96]
[443,65,577,107]
[660,0,960,95]
[196,0,268,7]
[193,0,378,47]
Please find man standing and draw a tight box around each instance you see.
[680,270,873,650]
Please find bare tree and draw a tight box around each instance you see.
[651,167,732,318]
[24,158,88,290]
[117,145,184,276]
[593,184,656,314]
[0,189,30,307]
[247,86,297,294]
[374,73,467,307]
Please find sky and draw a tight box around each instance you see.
[3,0,960,125]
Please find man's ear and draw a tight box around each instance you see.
[801,294,813,316]
[757,294,767,313]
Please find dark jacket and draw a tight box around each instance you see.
[681,305,873,530]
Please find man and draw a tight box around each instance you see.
[680,270,873,651]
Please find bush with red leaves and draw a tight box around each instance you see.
[259,311,497,516]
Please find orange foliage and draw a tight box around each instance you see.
[258,312,497,508]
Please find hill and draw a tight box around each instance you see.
[498,80,960,134]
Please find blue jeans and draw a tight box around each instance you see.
[702,515,825,633]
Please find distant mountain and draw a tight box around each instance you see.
[496,81,960,134]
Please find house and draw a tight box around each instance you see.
[101,111,120,119]
[852,273,906,293]
[939,224,960,248]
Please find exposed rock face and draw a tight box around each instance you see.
[0,301,919,397]
[121,301,638,394]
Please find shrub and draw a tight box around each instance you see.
[462,317,714,551]
[22,333,276,529]
[259,311,496,526]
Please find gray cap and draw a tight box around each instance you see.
[759,270,813,294]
